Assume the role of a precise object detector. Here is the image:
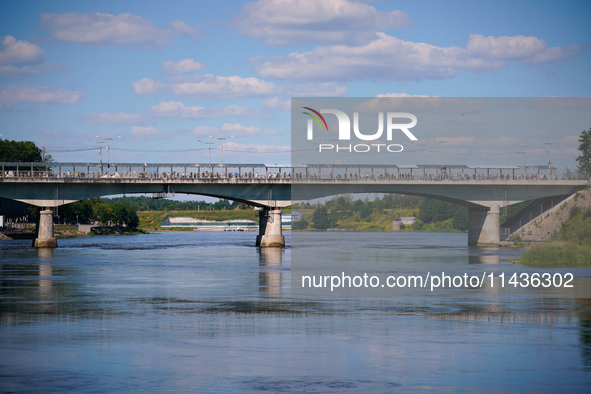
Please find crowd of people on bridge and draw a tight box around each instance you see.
[1,169,563,181]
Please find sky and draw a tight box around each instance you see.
[1,0,590,171]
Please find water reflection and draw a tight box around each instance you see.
[468,248,501,264]
[259,247,283,297]
[2,232,591,392]
[36,247,55,261]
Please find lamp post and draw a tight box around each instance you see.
[210,135,233,167]
[412,141,427,179]
[197,139,215,170]
[95,135,121,174]
[307,142,323,170]
[437,140,447,177]
[514,144,528,177]
[538,140,559,176]
[90,139,105,174]
[321,137,338,178]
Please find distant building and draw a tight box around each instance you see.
[161,214,292,231]
[401,217,416,225]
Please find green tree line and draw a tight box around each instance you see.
[59,198,139,228]
[101,196,243,211]
[0,139,43,163]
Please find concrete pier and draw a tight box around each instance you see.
[256,208,285,247]
[33,208,58,248]
[468,204,500,246]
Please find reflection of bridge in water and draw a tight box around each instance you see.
[1,162,588,248]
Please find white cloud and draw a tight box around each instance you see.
[131,78,168,95]
[224,141,290,153]
[433,136,476,146]
[133,74,280,99]
[466,34,582,64]
[286,82,348,97]
[352,97,486,114]
[0,36,44,66]
[264,97,291,111]
[376,93,432,97]
[193,123,276,137]
[256,33,585,81]
[166,20,205,39]
[0,85,85,109]
[41,12,203,48]
[79,112,149,125]
[161,59,207,75]
[0,35,54,79]
[230,0,412,45]
[150,101,267,118]
[193,125,219,136]
[131,126,170,139]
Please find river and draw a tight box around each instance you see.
[1,232,590,392]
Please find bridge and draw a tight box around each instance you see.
[1,162,588,248]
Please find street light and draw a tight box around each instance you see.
[437,140,447,177]
[197,139,215,170]
[513,144,528,177]
[95,135,121,174]
[412,141,427,178]
[538,140,559,175]
[210,135,233,166]
[321,137,338,177]
[307,141,323,169]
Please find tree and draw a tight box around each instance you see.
[359,204,373,221]
[576,127,591,175]
[292,218,308,230]
[111,203,139,227]
[312,206,333,229]
[0,139,42,162]
[452,207,469,231]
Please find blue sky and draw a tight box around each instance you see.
[1,0,590,170]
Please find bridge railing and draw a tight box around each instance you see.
[1,163,589,182]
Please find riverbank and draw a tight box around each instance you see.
[90,225,148,236]
[518,204,591,267]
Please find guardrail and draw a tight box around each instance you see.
[1,162,589,182]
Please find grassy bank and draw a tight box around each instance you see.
[296,207,463,232]
[90,225,148,236]
[519,205,591,267]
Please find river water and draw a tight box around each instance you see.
[1,232,590,393]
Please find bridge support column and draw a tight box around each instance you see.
[33,208,57,248]
[256,207,285,247]
[468,204,500,246]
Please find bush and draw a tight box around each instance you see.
[292,219,308,230]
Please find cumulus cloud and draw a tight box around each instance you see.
[224,141,291,153]
[466,34,583,64]
[41,12,203,48]
[376,93,432,97]
[131,125,170,139]
[166,20,205,39]
[286,82,348,97]
[79,112,149,125]
[193,123,276,137]
[150,101,268,118]
[352,97,486,114]
[0,35,44,66]
[131,78,168,95]
[0,36,55,79]
[132,74,280,99]
[256,33,586,81]
[161,59,207,75]
[0,85,85,109]
[263,97,291,111]
[230,0,412,45]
